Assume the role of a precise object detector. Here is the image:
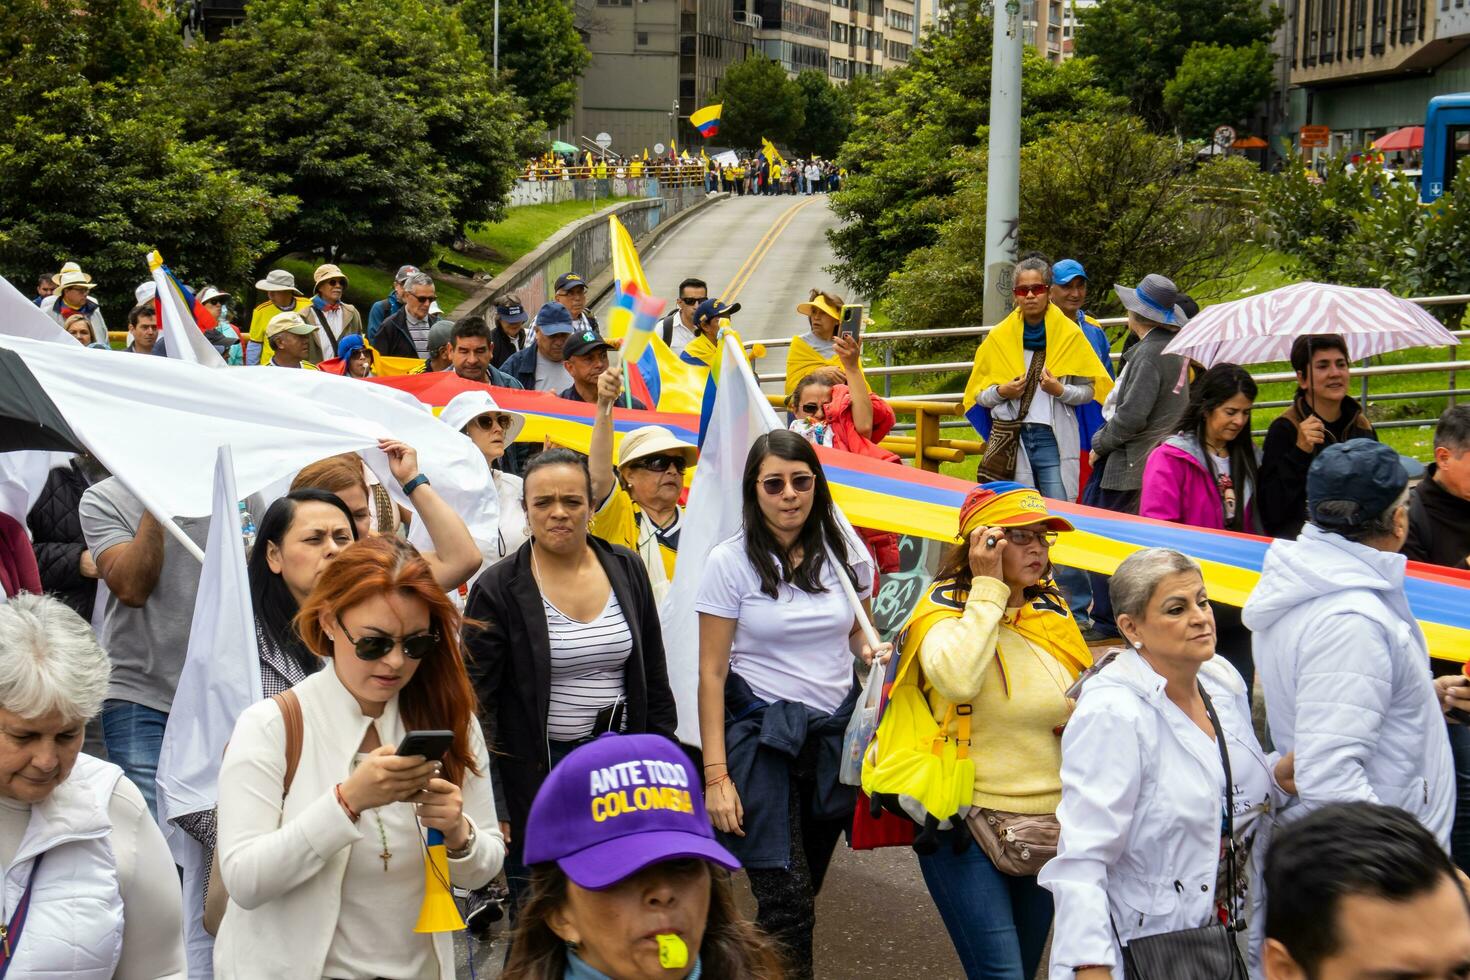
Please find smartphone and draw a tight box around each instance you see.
[396,730,454,760]
[840,303,865,340]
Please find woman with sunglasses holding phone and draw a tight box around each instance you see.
[695,429,889,980]
[440,390,529,589]
[899,482,1093,980]
[588,370,699,601]
[214,536,504,979]
[464,448,677,916]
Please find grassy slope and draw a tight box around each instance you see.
[278,196,640,317]
[865,247,1463,476]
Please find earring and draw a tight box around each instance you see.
[1132,640,1143,650]
[523,523,532,538]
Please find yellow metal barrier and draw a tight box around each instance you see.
[766,394,972,473]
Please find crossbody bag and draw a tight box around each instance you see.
[1113,686,1249,980]
[977,347,1047,483]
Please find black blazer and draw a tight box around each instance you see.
[462,536,678,838]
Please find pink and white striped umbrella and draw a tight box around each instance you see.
[1162,281,1459,367]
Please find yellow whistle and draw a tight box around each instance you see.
[656,932,689,969]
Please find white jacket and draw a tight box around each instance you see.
[1040,651,1286,976]
[6,753,184,979]
[1243,523,1454,847]
[214,665,506,979]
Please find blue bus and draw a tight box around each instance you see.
[1422,93,1470,201]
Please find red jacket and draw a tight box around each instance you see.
[825,385,901,574]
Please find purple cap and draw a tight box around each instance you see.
[521,734,740,890]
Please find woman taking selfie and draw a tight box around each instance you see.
[502,733,784,980]
[903,481,1091,980]
[213,536,505,979]
[464,448,677,910]
[1041,548,1294,979]
[695,429,888,980]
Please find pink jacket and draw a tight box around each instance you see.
[1139,436,1259,533]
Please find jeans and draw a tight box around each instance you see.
[101,700,169,822]
[1449,722,1470,874]
[1018,423,1094,627]
[918,835,1054,980]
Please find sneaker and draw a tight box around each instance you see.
[465,882,507,940]
[1081,625,1119,644]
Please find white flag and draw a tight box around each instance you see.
[148,251,226,367]
[0,274,73,345]
[156,445,260,978]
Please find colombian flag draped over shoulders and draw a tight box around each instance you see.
[962,305,1113,441]
[785,335,841,396]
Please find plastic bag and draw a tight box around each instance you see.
[840,661,886,787]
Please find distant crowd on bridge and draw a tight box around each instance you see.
[3,232,1470,980]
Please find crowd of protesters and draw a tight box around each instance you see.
[4,241,1470,980]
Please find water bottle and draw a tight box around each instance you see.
[238,501,257,555]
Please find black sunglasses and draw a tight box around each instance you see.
[340,622,439,661]
[408,293,435,304]
[632,454,688,474]
[679,296,706,305]
[469,414,514,432]
[760,473,815,495]
[800,402,822,416]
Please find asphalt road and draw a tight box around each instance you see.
[468,193,966,980]
[592,191,862,393]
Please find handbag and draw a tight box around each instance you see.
[977,347,1047,483]
[965,808,1060,877]
[1114,686,1248,980]
[204,689,304,937]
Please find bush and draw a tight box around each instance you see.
[881,117,1256,348]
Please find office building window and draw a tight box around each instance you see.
[886,7,914,29]
[782,0,830,38]
[831,56,849,77]
[887,39,911,59]
[596,0,633,7]
[832,20,849,40]
[637,30,649,44]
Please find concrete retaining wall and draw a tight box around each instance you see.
[507,176,662,207]
[455,181,710,320]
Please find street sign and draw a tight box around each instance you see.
[1300,125,1331,148]
[1214,125,1237,149]
[654,142,666,155]
[595,132,612,151]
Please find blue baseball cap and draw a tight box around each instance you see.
[495,302,528,324]
[1307,439,1409,532]
[521,734,740,890]
[693,298,740,327]
[535,302,575,335]
[554,272,588,293]
[1052,259,1087,285]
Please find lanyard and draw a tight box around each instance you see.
[0,852,44,976]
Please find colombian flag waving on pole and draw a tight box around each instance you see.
[691,104,722,138]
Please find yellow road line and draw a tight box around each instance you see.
[719,197,816,304]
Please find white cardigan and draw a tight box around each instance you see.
[1040,652,1288,977]
[213,665,505,979]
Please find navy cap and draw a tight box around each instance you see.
[496,303,528,324]
[535,302,575,335]
[1307,439,1409,532]
[1052,259,1087,285]
[563,329,613,360]
[693,298,741,327]
[554,272,588,293]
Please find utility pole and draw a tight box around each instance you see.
[981,0,1022,326]
[493,0,500,74]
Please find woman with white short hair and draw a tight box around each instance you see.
[0,594,185,978]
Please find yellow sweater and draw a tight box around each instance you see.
[917,577,1074,813]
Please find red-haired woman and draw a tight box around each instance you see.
[213,536,505,979]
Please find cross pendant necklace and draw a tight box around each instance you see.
[374,812,392,872]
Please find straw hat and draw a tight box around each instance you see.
[54,267,97,292]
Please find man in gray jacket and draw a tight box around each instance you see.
[1088,273,1192,515]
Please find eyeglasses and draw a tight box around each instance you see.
[408,292,435,304]
[322,278,347,288]
[1000,528,1058,548]
[679,296,706,306]
[469,414,514,432]
[760,473,816,496]
[1012,284,1049,298]
[632,454,688,474]
[339,622,439,661]
[800,402,823,416]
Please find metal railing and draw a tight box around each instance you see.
[523,162,707,188]
[752,292,1469,471]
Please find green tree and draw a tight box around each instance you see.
[792,69,853,159]
[1163,42,1274,139]
[882,118,1255,338]
[0,0,287,313]
[1074,0,1279,126]
[459,0,589,128]
[828,4,1125,298]
[718,55,806,150]
[176,0,530,262]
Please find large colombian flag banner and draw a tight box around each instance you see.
[370,373,1470,662]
